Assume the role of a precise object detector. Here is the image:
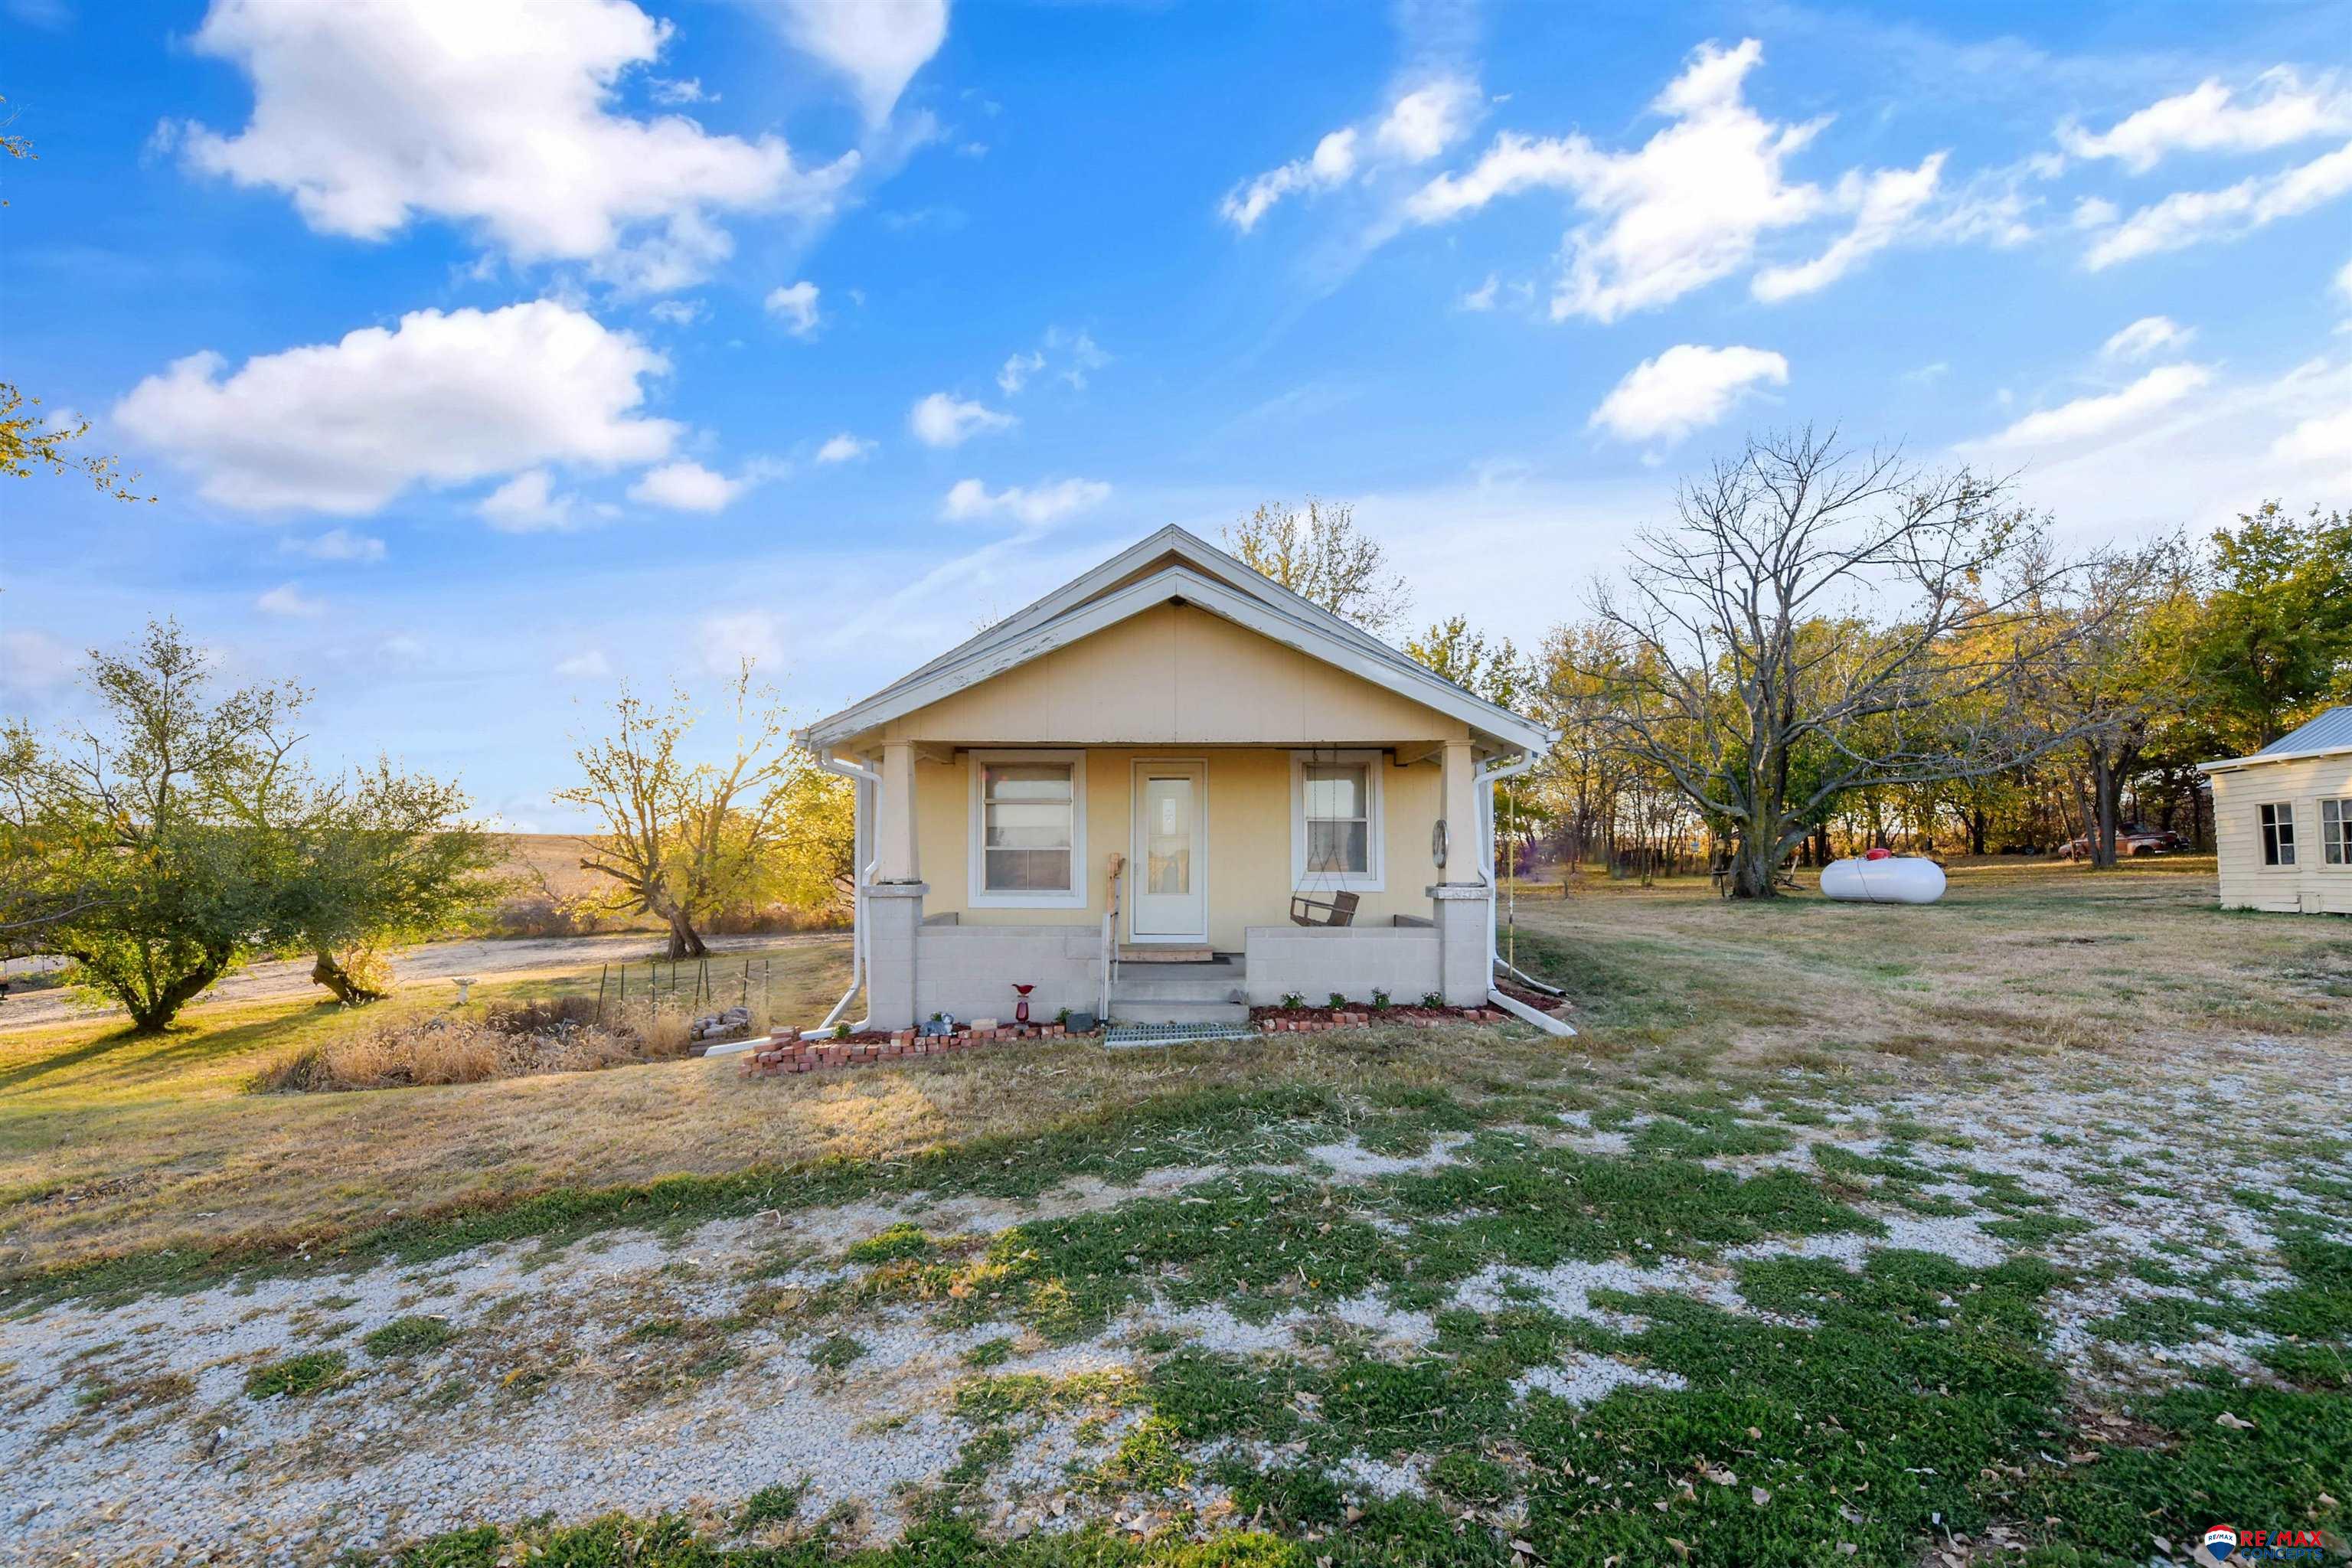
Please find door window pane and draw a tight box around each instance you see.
[1143,776,1192,895]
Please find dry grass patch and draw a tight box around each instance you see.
[253,997,701,1092]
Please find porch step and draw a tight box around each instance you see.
[1112,956,1244,1004]
[1117,944,1213,963]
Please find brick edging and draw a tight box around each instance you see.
[740,1023,1070,1077]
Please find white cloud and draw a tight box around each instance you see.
[478,468,580,532]
[769,0,948,125]
[2070,195,2121,229]
[699,609,786,674]
[2059,69,2352,172]
[0,629,80,694]
[280,527,387,562]
[1458,274,1500,311]
[256,582,326,618]
[648,299,705,326]
[996,327,1109,395]
[1970,362,2212,449]
[2101,315,2194,361]
[815,433,874,463]
[1220,74,1479,231]
[176,0,854,291]
[1374,77,1481,163]
[997,348,1045,395]
[629,460,746,512]
[2337,256,2352,305]
[1221,129,1359,231]
[1587,344,1789,443]
[941,476,1110,525]
[1407,41,1835,322]
[2086,141,2352,268]
[114,301,678,515]
[765,279,822,336]
[1751,153,1945,302]
[909,391,1015,447]
[2272,402,2352,486]
[554,648,614,678]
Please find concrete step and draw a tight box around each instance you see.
[1108,998,1251,1026]
[1112,958,1245,1004]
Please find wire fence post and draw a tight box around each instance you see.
[595,964,609,1025]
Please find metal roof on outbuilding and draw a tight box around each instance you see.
[2200,705,2352,773]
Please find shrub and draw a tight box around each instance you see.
[1370,989,1392,1011]
[1420,991,1444,1008]
[1327,992,1348,1011]
[251,995,702,1094]
[1279,991,1305,1009]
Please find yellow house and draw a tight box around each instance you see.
[796,526,1560,1036]
[2200,706,2352,915]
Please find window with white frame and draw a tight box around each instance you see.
[2323,799,2350,865]
[2260,801,2296,867]
[1292,750,1383,890]
[970,753,1086,906]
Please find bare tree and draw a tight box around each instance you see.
[1223,498,1410,632]
[556,666,799,959]
[1583,427,2138,898]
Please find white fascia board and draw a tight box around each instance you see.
[802,563,1553,753]
[2199,745,2352,775]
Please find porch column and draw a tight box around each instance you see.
[876,740,920,884]
[1431,740,1491,1006]
[864,883,925,1031]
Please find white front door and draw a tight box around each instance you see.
[1130,760,1207,941]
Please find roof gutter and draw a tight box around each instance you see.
[802,751,878,1040]
[2198,745,2352,774]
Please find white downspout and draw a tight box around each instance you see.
[805,750,879,1039]
[1475,749,1574,1037]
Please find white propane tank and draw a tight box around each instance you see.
[1821,852,1947,905]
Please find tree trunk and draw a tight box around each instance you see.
[1969,808,1988,858]
[124,954,231,1034]
[1730,827,1780,899]
[311,949,390,1006]
[1813,822,1832,867]
[2090,754,2118,869]
[664,908,708,961]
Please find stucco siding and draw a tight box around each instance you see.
[909,743,1449,949]
[2210,755,2352,913]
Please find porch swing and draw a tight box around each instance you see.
[1288,744,1361,928]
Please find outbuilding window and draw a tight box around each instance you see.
[2324,799,2350,865]
[970,752,1087,907]
[1291,750,1383,891]
[2260,802,2296,867]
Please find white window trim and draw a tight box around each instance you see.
[969,750,1089,909]
[2259,800,2298,870]
[1289,749,1385,893]
[2323,798,2350,867]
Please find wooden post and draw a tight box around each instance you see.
[596,964,608,1024]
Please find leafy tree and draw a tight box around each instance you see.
[13,624,495,1026]
[1223,498,1410,632]
[28,624,308,1031]
[2186,501,2352,750]
[278,762,508,1004]
[768,748,857,917]
[557,667,802,959]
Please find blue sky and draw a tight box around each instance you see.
[5,0,2350,829]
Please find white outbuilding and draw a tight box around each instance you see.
[2199,706,2352,914]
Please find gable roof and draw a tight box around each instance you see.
[801,524,1553,753]
[2199,705,2352,773]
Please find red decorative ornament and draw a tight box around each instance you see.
[1012,983,1034,1024]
